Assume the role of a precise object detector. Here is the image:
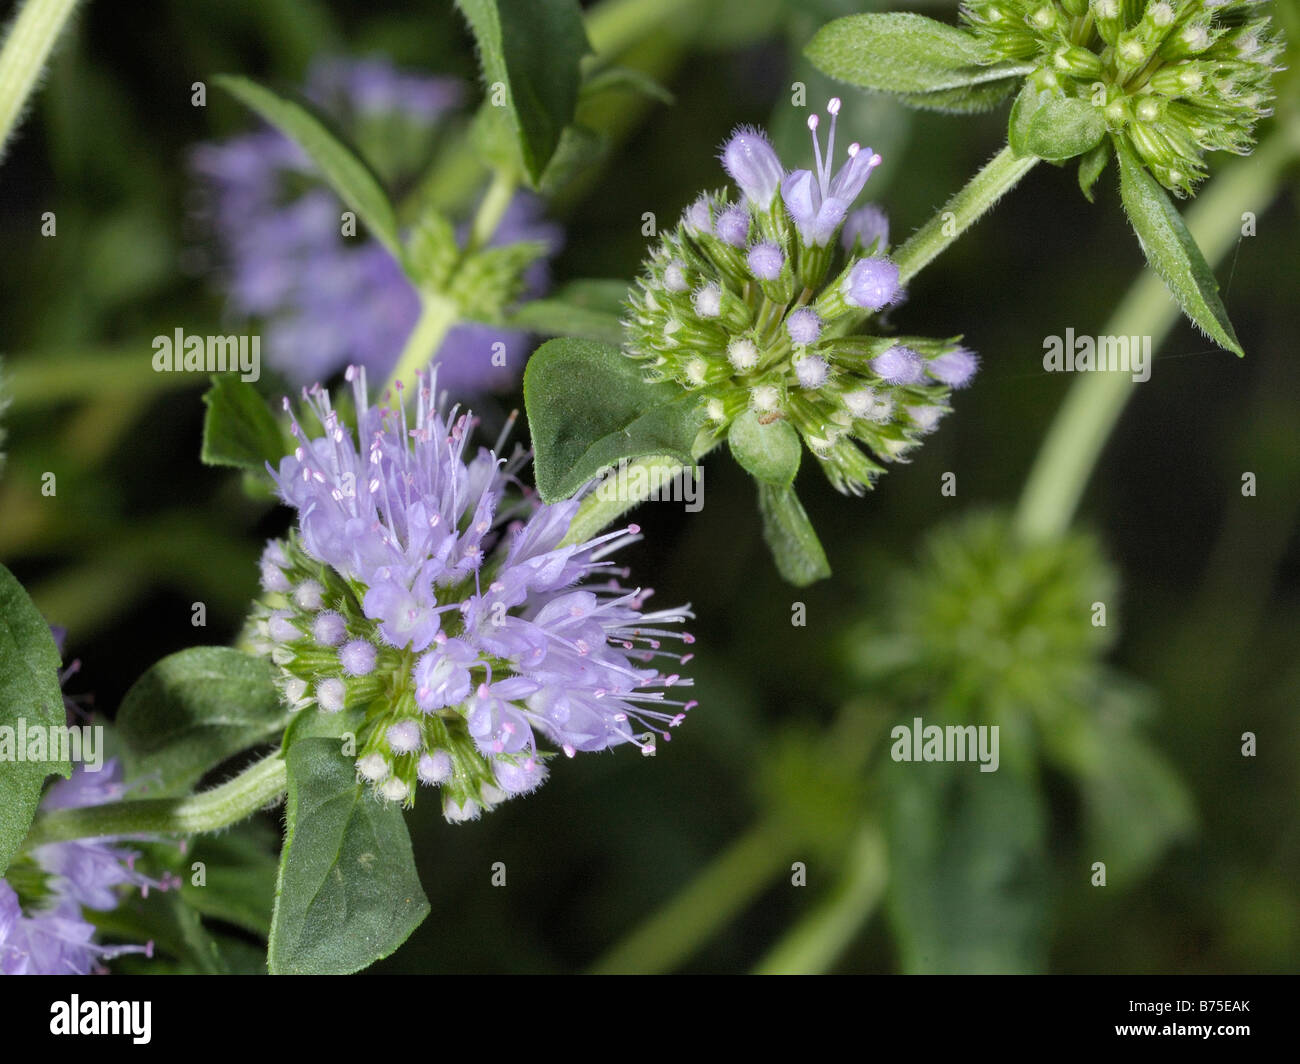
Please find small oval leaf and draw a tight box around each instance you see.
[1023,95,1105,162]
[757,483,831,587]
[728,410,801,487]
[268,738,429,975]
[117,647,290,797]
[523,338,706,503]
[806,13,997,95]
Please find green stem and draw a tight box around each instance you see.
[893,145,1039,287]
[0,0,81,159]
[588,816,795,974]
[385,169,519,394]
[468,168,517,252]
[383,293,459,395]
[25,753,287,845]
[5,347,196,407]
[559,438,719,547]
[752,824,887,975]
[1013,131,1296,543]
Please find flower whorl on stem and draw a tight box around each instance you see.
[253,368,695,821]
[626,101,978,496]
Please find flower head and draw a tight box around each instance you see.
[626,101,976,496]
[192,58,562,389]
[961,0,1283,195]
[253,368,695,819]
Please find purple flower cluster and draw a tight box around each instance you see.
[626,99,980,496]
[1,761,160,975]
[191,58,562,392]
[256,367,695,819]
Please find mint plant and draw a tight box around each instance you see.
[0,0,1291,979]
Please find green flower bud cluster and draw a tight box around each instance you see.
[962,0,1284,195]
[623,108,977,497]
[843,512,1118,725]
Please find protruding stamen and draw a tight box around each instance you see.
[808,113,825,189]
[824,100,841,188]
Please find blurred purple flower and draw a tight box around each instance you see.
[191,58,562,391]
[1,761,160,975]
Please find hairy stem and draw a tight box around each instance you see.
[26,753,288,845]
[0,0,81,159]
[893,145,1039,287]
[559,438,719,547]
[1014,131,1295,543]
[468,167,517,252]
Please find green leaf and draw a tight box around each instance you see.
[756,482,831,586]
[1042,688,1194,887]
[455,0,591,185]
[1007,81,1039,158]
[1115,137,1243,356]
[215,75,400,258]
[117,647,290,797]
[893,75,1022,115]
[469,100,524,175]
[1009,83,1105,162]
[1078,139,1111,203]
[201,375,290,477]
[509,279,628,345]
[403,209,460,293]
[268,737,429,974]
[1027,97,1104,161]
[0,563,70,875]
[1078,729,1194,886]
[885,759,1049,974]
[580,63,674,106]
[728,410,801,487]
[451,240,548,320]
[806,13,1031,103]
[523,338,706,503]
[539,124,608,196]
